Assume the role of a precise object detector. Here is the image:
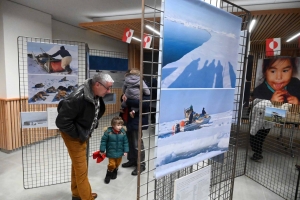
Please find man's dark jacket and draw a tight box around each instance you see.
[56,79,105,142]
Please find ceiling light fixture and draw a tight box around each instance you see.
[286,32,300,42]
[146,25,160,35]
[249,19,256,33]
[203,0,220,7]
[132,37,141,42]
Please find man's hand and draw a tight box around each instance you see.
[122,94,127,102]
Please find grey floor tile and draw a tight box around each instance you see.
[233,176,284,200]
[0,133,290,200]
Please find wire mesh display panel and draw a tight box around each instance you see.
[138,0,250,199]
[88,49,128,156]
[18,36,87,189]
[243,52,300,199]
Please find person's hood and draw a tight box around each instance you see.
[83,79,95,103]
[125,74,140,86]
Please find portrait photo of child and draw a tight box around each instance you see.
[254,57,300,105]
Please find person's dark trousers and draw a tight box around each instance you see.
[150,107,156,124]
[126,129,145,167]
[250,128,270,157]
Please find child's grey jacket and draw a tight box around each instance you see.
[123,74,150,100]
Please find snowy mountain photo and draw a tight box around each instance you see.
[161,0,241,89]
[155,0,242,178]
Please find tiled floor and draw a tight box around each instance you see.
[0,147,285,200]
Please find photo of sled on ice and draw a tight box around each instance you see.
[27,42,78,75]
[159,106,211,138]
[155,89,235,178]
[28,50,66,74]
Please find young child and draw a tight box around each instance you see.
[121,69,150,118]
[100,116,129,184]
[254,57,300,104]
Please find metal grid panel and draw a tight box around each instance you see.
[87,49,128,156]
[18,37,87,189]
[138,0,250,199]
[243,52,300,199]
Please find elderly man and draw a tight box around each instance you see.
[56,73,114,200]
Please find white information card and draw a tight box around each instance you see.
[174,165,211,200]
[47,107,58,130]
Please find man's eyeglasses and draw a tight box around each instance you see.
[98,82,112,91]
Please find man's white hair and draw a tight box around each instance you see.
[92,73,114,85]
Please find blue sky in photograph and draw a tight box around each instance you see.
[265,107,287,117]
[159,89,235,122]
[164,0,241,34]
[27,42,77,54]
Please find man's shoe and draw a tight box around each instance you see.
[92,193,98,199]
[250,153,263,162]
[131,166,146,176]
[122,161,136,168]
[72,193,97,200]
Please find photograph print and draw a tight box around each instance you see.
[155,0,242,179]
[264,106,287,124]
[21,111,48,128]
[155,89,234,178]
[161,0,241,89]
[28,74,78,104]
[27,42,79,75]
[254,57,300,105]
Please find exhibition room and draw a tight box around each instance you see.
[0,0,300,199]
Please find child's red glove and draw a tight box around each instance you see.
[92,150,106,163]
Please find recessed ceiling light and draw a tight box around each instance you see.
[132,37,141,42]
[146,25,160,35]
[249,19,256,33]
[286,32,300,42]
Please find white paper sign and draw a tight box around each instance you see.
[174,165,211,200]
[47,107,58,129]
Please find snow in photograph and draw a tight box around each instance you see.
[27,42,79,75]
[21,112,48,128]
[155,89,234,178]
[161,0,241,89]
[28,74,78,104]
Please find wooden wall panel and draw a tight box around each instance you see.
[128,44,141,70]
[0,93,122,151]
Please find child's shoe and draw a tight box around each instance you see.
[104,170,113,184]
[111,168,118,179]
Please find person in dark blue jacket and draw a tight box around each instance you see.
[121,94,150,175]
[50,46,73,74]
[100,117,129,184]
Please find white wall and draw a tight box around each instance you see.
[0,1,127,98]
[2,0,52,98]
[0,0,6,97]
[52,20,128,54]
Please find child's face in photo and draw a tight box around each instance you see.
[265,59,293,91]
[113,124,122,131]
